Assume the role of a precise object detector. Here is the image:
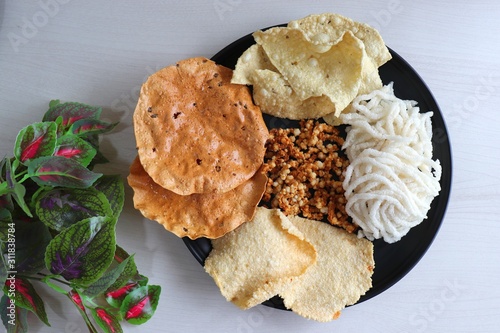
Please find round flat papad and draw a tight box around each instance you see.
[133,57,268,195]
[127,156,267,240]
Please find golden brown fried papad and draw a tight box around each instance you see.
[133,57,268,195]
[127,156,267,239]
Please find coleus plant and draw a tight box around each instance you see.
[0,101,161,333]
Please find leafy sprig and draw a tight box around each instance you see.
[0,101,161,333]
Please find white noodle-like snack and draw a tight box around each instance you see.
[341,83,441,243]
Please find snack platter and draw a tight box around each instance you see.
[128,14,452,321]
[182,25,452,309]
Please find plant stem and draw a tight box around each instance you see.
[36,272,72,286]
[16,273,72,288]
[15,169,28,181]
[66,293,99,333]
[18,173,31,184]
[16,274,43,282]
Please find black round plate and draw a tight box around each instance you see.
[183,27,452,310]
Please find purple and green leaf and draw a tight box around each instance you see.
[2,278,50,326]
[27,156,102,188]
[35,187,112,231]
[44,216,117,287]
[14,122,57,164]
[119,285,161,325]
[90,307,123,333]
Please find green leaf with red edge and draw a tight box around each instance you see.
[0,295,29,333]
[44,216,117,287]
[14,122,57,164]
[105,274,148,309]
[70,119,117,137]
[54,135,97,167]
[105,282,139,309]
[27,156,102,188]
[120,285,161,325]
[90,307,123,333]
[82,256,133,299]
[105,265,146,310]
[67,289,86,313]
[93,175,124,217]
[35,187,112,231]
[105,275,148,309]
[2,277,50,326]
[43,101,102,133]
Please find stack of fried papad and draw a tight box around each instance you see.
[129,57,269,239]
[231,13,391,123]
[128,157,267,239]
[205,207,374,321]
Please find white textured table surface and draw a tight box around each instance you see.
[1,1,500,332]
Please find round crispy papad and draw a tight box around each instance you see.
[281,215,374,321]
[133,57,268,195]
[127,156,267,240]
